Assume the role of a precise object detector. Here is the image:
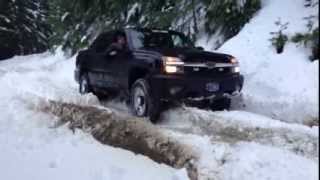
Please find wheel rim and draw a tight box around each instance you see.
[80,76,88,94]
[133,87,147,116]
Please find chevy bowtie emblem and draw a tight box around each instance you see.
[206,62,216,68]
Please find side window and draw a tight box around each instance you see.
[171,34,183,47]
[171,32,194,48]
[90,31,113,53]
[130,30,144,49]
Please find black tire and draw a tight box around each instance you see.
[79,72,91,94]
[210,97,231,111]
[130,79,161,122]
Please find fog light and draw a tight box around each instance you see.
[169,86,183,95]
[232,66,240,73]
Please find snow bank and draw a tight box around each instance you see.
[199,0,319,124]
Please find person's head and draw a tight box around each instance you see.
[114,31,127,47]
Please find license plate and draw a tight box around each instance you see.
[206,82,219,92]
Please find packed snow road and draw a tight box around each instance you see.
[0,51,318,180]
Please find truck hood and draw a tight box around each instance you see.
[141,47,233,63]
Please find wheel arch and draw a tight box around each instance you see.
[128,67,150,89]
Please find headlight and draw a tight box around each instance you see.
[162,56,184,65]
[230,57,238,64]
[230,57,240,73]
[162,56,184,74]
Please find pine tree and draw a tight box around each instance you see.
[48,0,261,55]
[0,0,50,59]
[203,0,261,39]
[0,0,17,59]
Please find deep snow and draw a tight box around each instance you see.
[198,0,319,124]
[0,53,189,180]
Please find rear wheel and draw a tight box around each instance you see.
[79,72,91,94]
[130,79,160,122]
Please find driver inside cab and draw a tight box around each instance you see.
[106,31,127,56]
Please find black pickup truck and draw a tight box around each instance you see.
[75,28,244,121]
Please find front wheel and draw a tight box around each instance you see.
[130,79,160,122]
[79,73,91,94]
[210,97,231,111]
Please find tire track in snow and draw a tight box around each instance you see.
[97,101,318,160]
[158,107,319,161]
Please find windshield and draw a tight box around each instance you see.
[130,29,194,49]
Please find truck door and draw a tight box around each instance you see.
[108,50,131,90]
[87,31,119,89]
[88,30,132,92]
[100,31,132,91]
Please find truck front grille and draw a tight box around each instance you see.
[184,66,232,77]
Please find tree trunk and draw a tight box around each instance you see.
[192,0,198,35]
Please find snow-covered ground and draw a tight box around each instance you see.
[0,53,189,180]
[0,50,318,180]
[198,0,319,124]
[159,107,318,180]
[0,0,318,179]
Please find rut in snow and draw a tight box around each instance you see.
[35,99,199,180]
[96,100,318,160]
[159,107,319,160]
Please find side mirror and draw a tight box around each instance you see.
[109,50,118,56]
[196,46,204,51]
[104,49,117,59]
